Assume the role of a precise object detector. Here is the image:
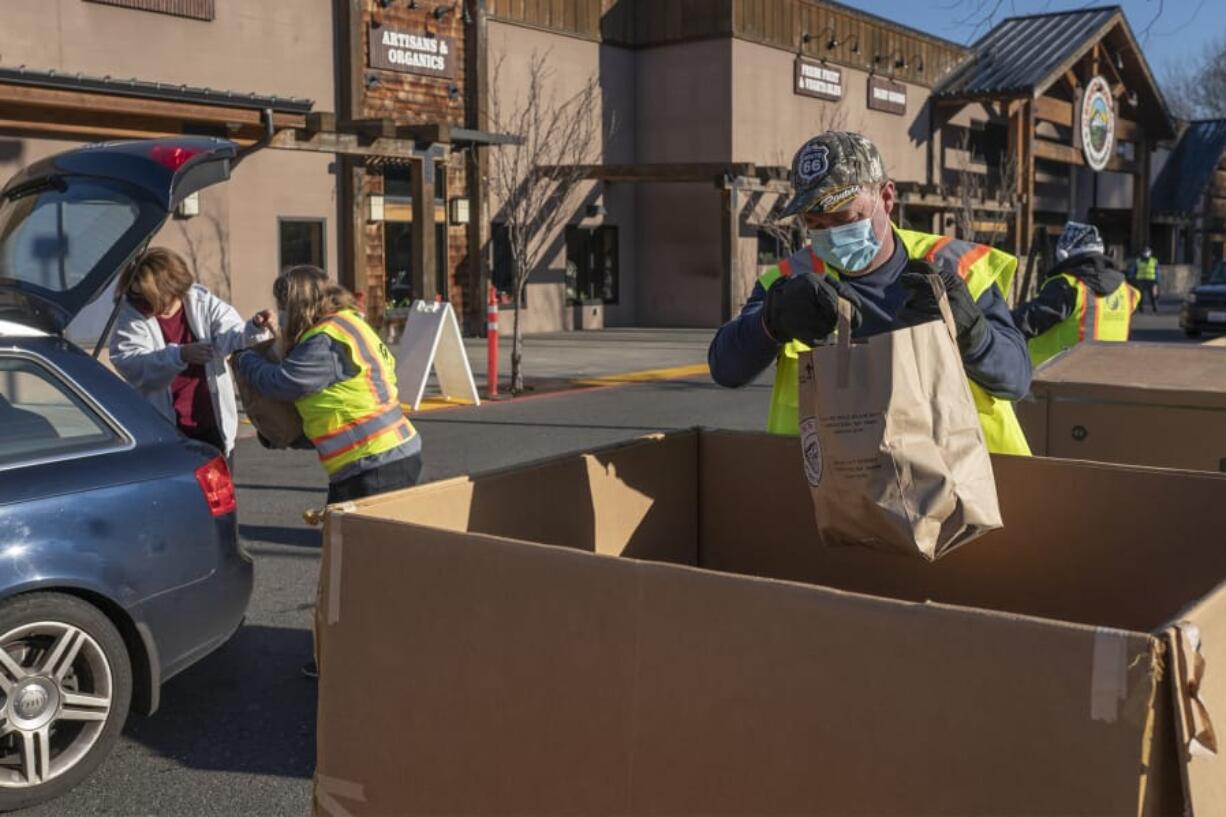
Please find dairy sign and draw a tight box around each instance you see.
[795,57,843,102]
[369,25,455,79]
[1080,75,1116,171]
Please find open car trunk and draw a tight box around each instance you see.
[0,138,236,335]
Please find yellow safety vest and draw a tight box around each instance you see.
[1028,274,1138,368]
[295,309,417,477]
[759,228,1032,456]
[1136,257,1157,281]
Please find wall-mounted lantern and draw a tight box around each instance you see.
[368,193,386,223]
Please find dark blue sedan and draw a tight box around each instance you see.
[0,138,252,810]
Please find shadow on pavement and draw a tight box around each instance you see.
[124,624,316,779]
[240,524,323,549]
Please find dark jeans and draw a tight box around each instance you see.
[1141,282,1159,312]
[326,453,423,504]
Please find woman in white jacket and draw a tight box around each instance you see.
[109,247,272,457]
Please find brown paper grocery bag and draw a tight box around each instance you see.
[231,340,305,449]
[797,278,1002,561]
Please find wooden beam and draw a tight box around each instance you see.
[1033,138,1083,165]
[412,151,438,301]
[305,112,337,134]
[720,186,738,322]
[1033,137,1138,174]
[1131,137,1152,251]
[343,118,397,140]
[398,123,453,145]
[1063,70,1080,93]
[0,82,304,130]
[268,128,435,160]
[1034,96,1073,127]
[542,163,758,184]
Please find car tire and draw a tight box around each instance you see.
[1185,329,1202,338]
[0,593,132,812]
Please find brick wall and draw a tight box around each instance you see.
[358,0,473,325]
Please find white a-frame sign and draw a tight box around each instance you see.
[394,300,481,411]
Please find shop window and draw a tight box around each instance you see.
[385,165,413,200]
[564,225,619,305]
[85,0,214,21]
[278,219,326,272]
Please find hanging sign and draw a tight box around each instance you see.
[1080,75,1116,172]
[795,57,843,102]
[395,300,480,411]
[867,75,906,115]
[369,25,456,79]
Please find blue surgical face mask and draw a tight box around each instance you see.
[808,197,882,274]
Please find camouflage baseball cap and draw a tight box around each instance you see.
[780,131,888,218]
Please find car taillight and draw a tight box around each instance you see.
[194,455,237,517]
[149,144,204,171]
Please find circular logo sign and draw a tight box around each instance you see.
[799,417,823,487]
[1081,76,1116,172]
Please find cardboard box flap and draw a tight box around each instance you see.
[318,506,1166,816]
[1168,580,1226,815]
[347,431,698,563]
[1032,342,1226,410]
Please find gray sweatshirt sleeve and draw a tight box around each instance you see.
[236,334,349,401]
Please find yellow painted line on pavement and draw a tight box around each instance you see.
[573,362,709,386]
[402,397,478,414]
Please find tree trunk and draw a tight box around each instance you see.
[510,284,525,395]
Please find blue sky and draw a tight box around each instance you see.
[848,0,1224,80]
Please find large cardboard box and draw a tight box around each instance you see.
[315,429,1224,817]
[1017,341,1226,472]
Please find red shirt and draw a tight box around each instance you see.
[156,308,217,435]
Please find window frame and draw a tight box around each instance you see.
[277,217,328,273]
[0,349,134,473]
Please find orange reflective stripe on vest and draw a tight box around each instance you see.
[312,403,408,463]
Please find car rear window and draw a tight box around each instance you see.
[0,179,146,295]
[0,356,124,467]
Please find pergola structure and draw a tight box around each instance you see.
[553,162,792,322]
[931,7,1176,256]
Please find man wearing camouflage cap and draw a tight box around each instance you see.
[708,131,1032,455]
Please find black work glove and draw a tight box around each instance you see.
[763,272,863,346]
[898,259,989,357]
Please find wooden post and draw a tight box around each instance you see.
[1007,100,1034,257]
[335,0,368,295]
[1131,137,1152,254]
[720,183,740,323]
[467,0,491,334]
[412,153,438,301]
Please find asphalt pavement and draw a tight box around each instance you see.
[35,304,1197,816]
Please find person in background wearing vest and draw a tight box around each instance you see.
[234,266,422,678]
[1129,247,1160,313]
[1013,222,1139,368]
[708,131,1033,455]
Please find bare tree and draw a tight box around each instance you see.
[176,213,232,300]
[950,128,1015,247]
[486,50,609,394]
[1163,32,1226,119]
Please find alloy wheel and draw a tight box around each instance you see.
[0,621,112,788]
